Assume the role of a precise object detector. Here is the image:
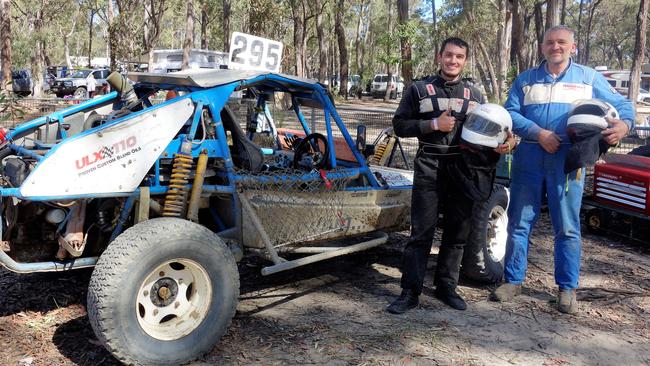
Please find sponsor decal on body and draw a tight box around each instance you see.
[75,136,142,177]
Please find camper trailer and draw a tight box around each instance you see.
[150,49,229,73]
[598,68,650,102]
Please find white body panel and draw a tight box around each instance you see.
[21,99,195,197]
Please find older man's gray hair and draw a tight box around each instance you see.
[544,25,576,42]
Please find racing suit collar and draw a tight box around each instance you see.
[436,70,462,86]
[539,58,573,80]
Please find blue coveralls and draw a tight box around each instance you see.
[503,59,635,289]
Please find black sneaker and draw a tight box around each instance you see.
[434,287,467,311]
[386,289,419,314]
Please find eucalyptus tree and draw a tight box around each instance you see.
[0,0,11,93]
[629,0,649,104]
[335,0,349,96]
[182,0,194,70]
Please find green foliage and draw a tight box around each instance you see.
[0,0,645,91]
[0,85,25,126]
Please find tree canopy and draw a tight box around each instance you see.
[0,0,648,100]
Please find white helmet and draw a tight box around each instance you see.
[567,99,618,131]
[461,103,513,149]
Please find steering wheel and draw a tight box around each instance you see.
[292,133,330,170]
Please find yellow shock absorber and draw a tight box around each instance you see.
[163,152,193,217]
[371,136,389,164]
[371,135,396,166]
[187,150,209,222]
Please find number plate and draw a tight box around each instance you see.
[228,32,283,73]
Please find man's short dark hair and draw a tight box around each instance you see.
[439,37,469,56]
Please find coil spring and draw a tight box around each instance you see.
[371,136,389,164]
[163,153,193,217]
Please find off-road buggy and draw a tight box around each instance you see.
[0,69,507,365]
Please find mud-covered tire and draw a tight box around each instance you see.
[87,218,239,366]
[461,184,509,283]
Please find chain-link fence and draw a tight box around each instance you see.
[3,96,650,172]
[0,96,89,128]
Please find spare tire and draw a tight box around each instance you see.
[461,184,509,283]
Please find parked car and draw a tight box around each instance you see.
[51,68,110,98]
[11,69,54,96]
[371,73,404,99]
[348,74,363,98]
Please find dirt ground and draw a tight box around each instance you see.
[1,212,649,366]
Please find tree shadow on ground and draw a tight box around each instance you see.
[52,315,120,366]
[0,268,92,317]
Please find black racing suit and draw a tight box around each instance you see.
[392,74,484,295]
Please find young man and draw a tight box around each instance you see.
[492,25,634,314]
[387,37,513,313]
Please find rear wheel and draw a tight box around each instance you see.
[87,218,239,366]
[461,184,509,283]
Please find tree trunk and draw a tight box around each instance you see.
[383,0,393,102]
[290,0,306,77]
[545,0,560,29]
[200,2,208,49]
[497,0,512,103]
[465,0,499,99]
[397,0,412,89]
[584,0,602,65]
[0,0,12,93]
[336,0,349,97]
[431,0,437,54]
[576,0,585,62]
[315,0,327,83]
[354,0,364,74]
[560,0,567,24]
[89,9,95,68]
[223,0,231,52]
[31,6,44,98]
[628,0,649,104]
[108,1,116,70]
[477,39,500,101]
[511,0,522,72]
[613,43,624,69]
[360,1,372,79]
[534,1,544,63]
[182,0,195,70]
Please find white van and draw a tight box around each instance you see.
[150,49,228,73]
[371,74,404,99]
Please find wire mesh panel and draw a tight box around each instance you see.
[236,168,360,250]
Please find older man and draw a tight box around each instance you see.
[492,25,634,314]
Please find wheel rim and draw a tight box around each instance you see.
[74,88,86,98]
[486,205,508,263]
[588,214,601,229]
[135,258,212,341]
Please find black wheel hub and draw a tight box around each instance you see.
[150,277,179,307]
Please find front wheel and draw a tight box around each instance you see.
[87,218,239,365]
[461,184,509,283]
[73,86,87,98]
